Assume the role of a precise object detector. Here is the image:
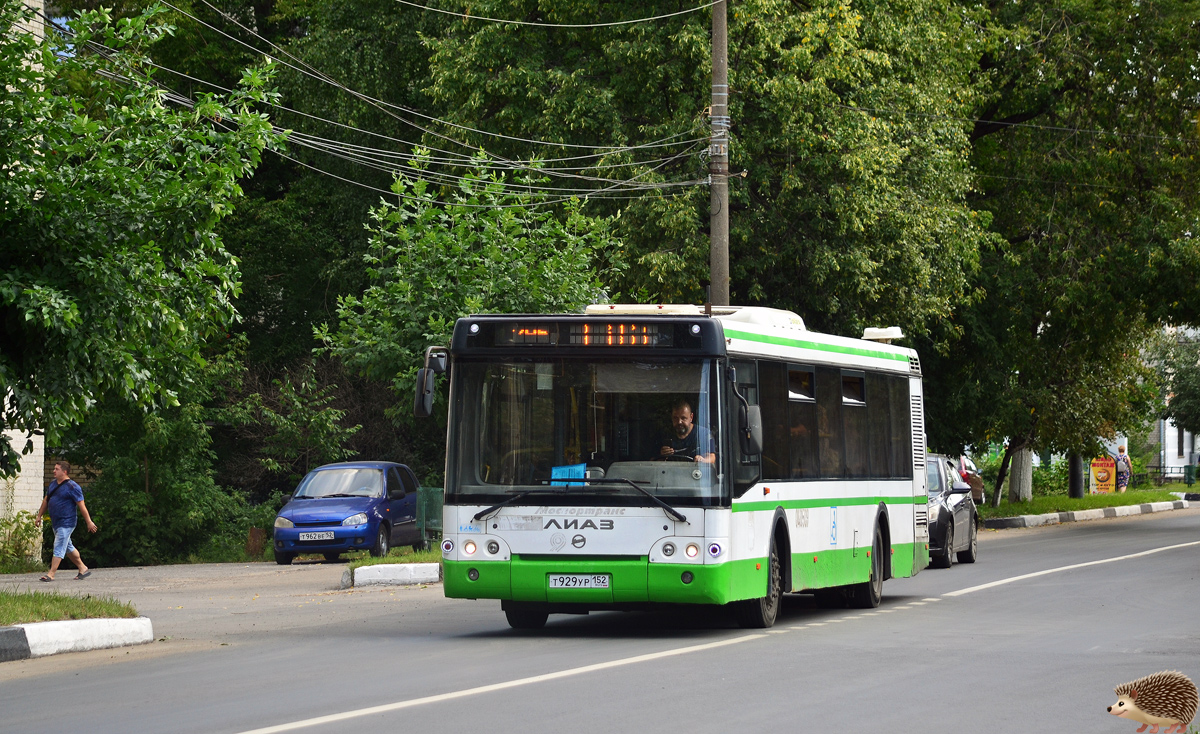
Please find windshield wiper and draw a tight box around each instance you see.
[549,478,689,524]
[319,493,359,498]
[472,486,619,522]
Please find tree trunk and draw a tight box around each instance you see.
[990,444,1014,508]
[1009,448,1033,502]
[1068,453,1085,498]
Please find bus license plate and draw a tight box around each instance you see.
[548,574,610,589]
[299,531,335,541]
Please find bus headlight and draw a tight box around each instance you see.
[486,540,500,555]
[708,542,722,558]
[442,539,454,553]
[685,543,699,558]
[463,540,477,555]
[663,542,676,557]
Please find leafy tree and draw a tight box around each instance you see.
[0,2,280,475]
[420,0,992,335]
[219,361,361,487]
[320,156,621,425]
[1159,337,1200,437]
[59,363,246,566]
[922,0,1200,504]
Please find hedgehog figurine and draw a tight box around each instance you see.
[1107,671,1198,733]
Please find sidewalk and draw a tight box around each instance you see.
[983,498,1191,529]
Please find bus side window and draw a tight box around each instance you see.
[866,372,892,478]
[758,361,789,481]
[816,366,844,477]
[788,365,818,479]
[842,371,868,478]
[889,375,913,478]
[730,359,760,497]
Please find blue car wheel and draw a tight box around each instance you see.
[370,523,389,557]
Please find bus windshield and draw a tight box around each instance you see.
[449,359,723,506]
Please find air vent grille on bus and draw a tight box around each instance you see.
[915,505,928,528]
[909,355,922,375]
[910,395,926,469]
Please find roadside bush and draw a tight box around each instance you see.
[1,476,41,572]
[1032,459,1069,496]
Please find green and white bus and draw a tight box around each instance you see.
[415,304,930,629]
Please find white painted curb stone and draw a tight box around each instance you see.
[351,563,441,587]
[17,617,154,657]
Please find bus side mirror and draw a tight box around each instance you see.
[740,404,762,456]
[414,368,436,418]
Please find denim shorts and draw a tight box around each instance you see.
[52,525,77,558]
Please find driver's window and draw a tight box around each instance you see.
[387,469,404,498]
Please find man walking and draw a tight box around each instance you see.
[34,461,97,581]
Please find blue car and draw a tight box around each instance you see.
[272,462,423,565]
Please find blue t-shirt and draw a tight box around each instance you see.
[45,479,84,529]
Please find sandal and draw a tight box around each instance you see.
[74,571,91,580]
[39,575,53,582]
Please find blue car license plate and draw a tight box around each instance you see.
[299,531,335,541]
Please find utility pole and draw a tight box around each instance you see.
[709,0,729,306]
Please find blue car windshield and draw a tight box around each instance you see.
[294,469,382,498]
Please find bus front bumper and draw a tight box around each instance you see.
[443,556,735,606]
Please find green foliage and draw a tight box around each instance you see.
[1032,459,1069,497]
[0,1,282,475]
[422,0,992,335]
[320,155,621,410]
[923,0,1200,468]
[220,362,361,486]
[1159,339,1200,437]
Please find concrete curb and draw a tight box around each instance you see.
[340,563,441,589]
[984,500,1190,529]
[0,617,153,662]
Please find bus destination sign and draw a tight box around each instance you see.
[494,322,674,348]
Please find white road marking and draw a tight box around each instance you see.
[236,633,767,734]
[922,598,941,602]
[767,629,789,634]
[944,540,1200,597]
[909,602,927,606]
[807,622,827,626]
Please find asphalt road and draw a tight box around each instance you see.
[2,508,1198,734]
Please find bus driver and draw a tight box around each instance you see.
[660,398,716,464]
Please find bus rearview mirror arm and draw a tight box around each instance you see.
[414,346,449,419]
[727,367,763,456]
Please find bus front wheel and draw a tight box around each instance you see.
[734,537,782,628]
[505,604,549,630]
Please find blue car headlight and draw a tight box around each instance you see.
[274,516,294,529]
[342,513,369,526]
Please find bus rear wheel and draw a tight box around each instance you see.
[848,527,884,609]
[734,537,782,628]
[504,604,549,630]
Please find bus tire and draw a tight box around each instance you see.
[734,537,782,628]
[848,526,883,609]
[505,605,549,630]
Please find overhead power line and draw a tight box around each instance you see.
[390,0,720,28]
[833,102,1200,145]
[23,13,706,206]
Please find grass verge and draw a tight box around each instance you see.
[0,589,138,626]
[977,489,1182,520]
[0,558,44,575]
[347,547,442,573]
